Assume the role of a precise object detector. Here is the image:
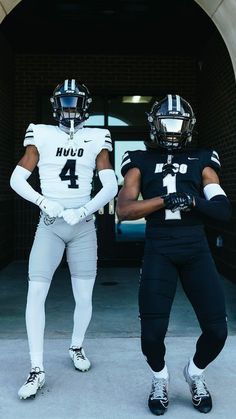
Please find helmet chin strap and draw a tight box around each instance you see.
[69,119,74,141]
[65,119,78,150]
[58,119,81,150]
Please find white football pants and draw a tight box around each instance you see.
[25,212,97,369]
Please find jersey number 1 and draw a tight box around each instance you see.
[163,174,181,220]
[59,159,78,189]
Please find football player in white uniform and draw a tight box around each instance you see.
[10,79,118,399]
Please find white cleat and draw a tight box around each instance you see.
[18,367,45,400]
[69,347,91,372]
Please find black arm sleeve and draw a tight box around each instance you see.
[194,195,232,221]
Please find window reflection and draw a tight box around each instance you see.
[85,115,128,126]
[109,96,148,126]
[41,93,152,127]
[114,140,146,242]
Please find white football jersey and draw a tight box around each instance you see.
[23,123,113,208]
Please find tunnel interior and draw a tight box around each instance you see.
[0,0,235,280]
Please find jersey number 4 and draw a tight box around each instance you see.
[59,159,78,189]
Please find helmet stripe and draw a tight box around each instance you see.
[64,79,69,91]
[176,95,181,112]
[167,94,172,111]
[71,79,75,91]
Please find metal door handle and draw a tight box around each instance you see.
[98,199,115,215]
[109,199,115,214]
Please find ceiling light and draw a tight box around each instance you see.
[122,96,152,103]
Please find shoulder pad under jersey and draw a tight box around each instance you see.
[83,127,113,152]
[121,150,145,177]
[23,123,35,147]
[199,148,221,173]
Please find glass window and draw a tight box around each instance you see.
[85,114,104,126]
[114,140,146,242]
[108,116,128,126]
[86,96,105,126]
[108,96,152,126]
[114,140,146,186]
[86,114,128,126]
[41,93,152,127]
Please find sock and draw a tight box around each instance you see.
[26,281,50,373]
[152,364,169,379]
[188,357,205,376]
[30,352,44,371]
[70,276,95,348]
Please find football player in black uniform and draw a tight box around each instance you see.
[116,94,231,416]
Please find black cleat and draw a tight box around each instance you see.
[183,363,212,413]
[148,377,169,416]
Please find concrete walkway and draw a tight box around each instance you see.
[0,262,236,419]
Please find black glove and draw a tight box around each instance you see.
[162,192,194,212]
[161,163,175,177]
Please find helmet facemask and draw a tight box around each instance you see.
[55,95,88,128]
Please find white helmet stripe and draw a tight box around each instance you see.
[167,94,173,111]
[71,79,75,91]
[64,79,69,91]
[176,95,181,112]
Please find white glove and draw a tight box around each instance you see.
[36,197,64,218]
[61,206,89,226]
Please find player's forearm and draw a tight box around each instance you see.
[194,183,232,221]
[10,165,64,217]
[194,195,232,221]
[116,196,165,221]
[84,169,118,216]
[10,165,42,204]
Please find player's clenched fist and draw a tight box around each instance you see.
[36,197,64,217]
[162,192,195,212]
[61,207,89,225]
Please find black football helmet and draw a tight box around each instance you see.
[146,94,196,150]
[50,79,92,128]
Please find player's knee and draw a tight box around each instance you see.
[75,291,92,307]
[71,276,95,305]
[70,268,97,280]
[27,279,50,303]
[140,314,168,342]
[28,274,51,283]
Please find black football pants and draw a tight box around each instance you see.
[139,232,227,372]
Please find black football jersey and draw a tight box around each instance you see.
[121,147,221,226]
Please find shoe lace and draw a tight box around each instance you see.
[26,368,44,384]
[192,375,208,397]
[70,347,86,361]
[151,378,168,400]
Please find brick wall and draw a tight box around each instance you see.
[198,33,236,281]
[0,33,14,267]
[13,54,197,259]
[1,32,235,281]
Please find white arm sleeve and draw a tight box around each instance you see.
[84,169,118,216]
[10,165,42,204]
[203,183,226,200]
